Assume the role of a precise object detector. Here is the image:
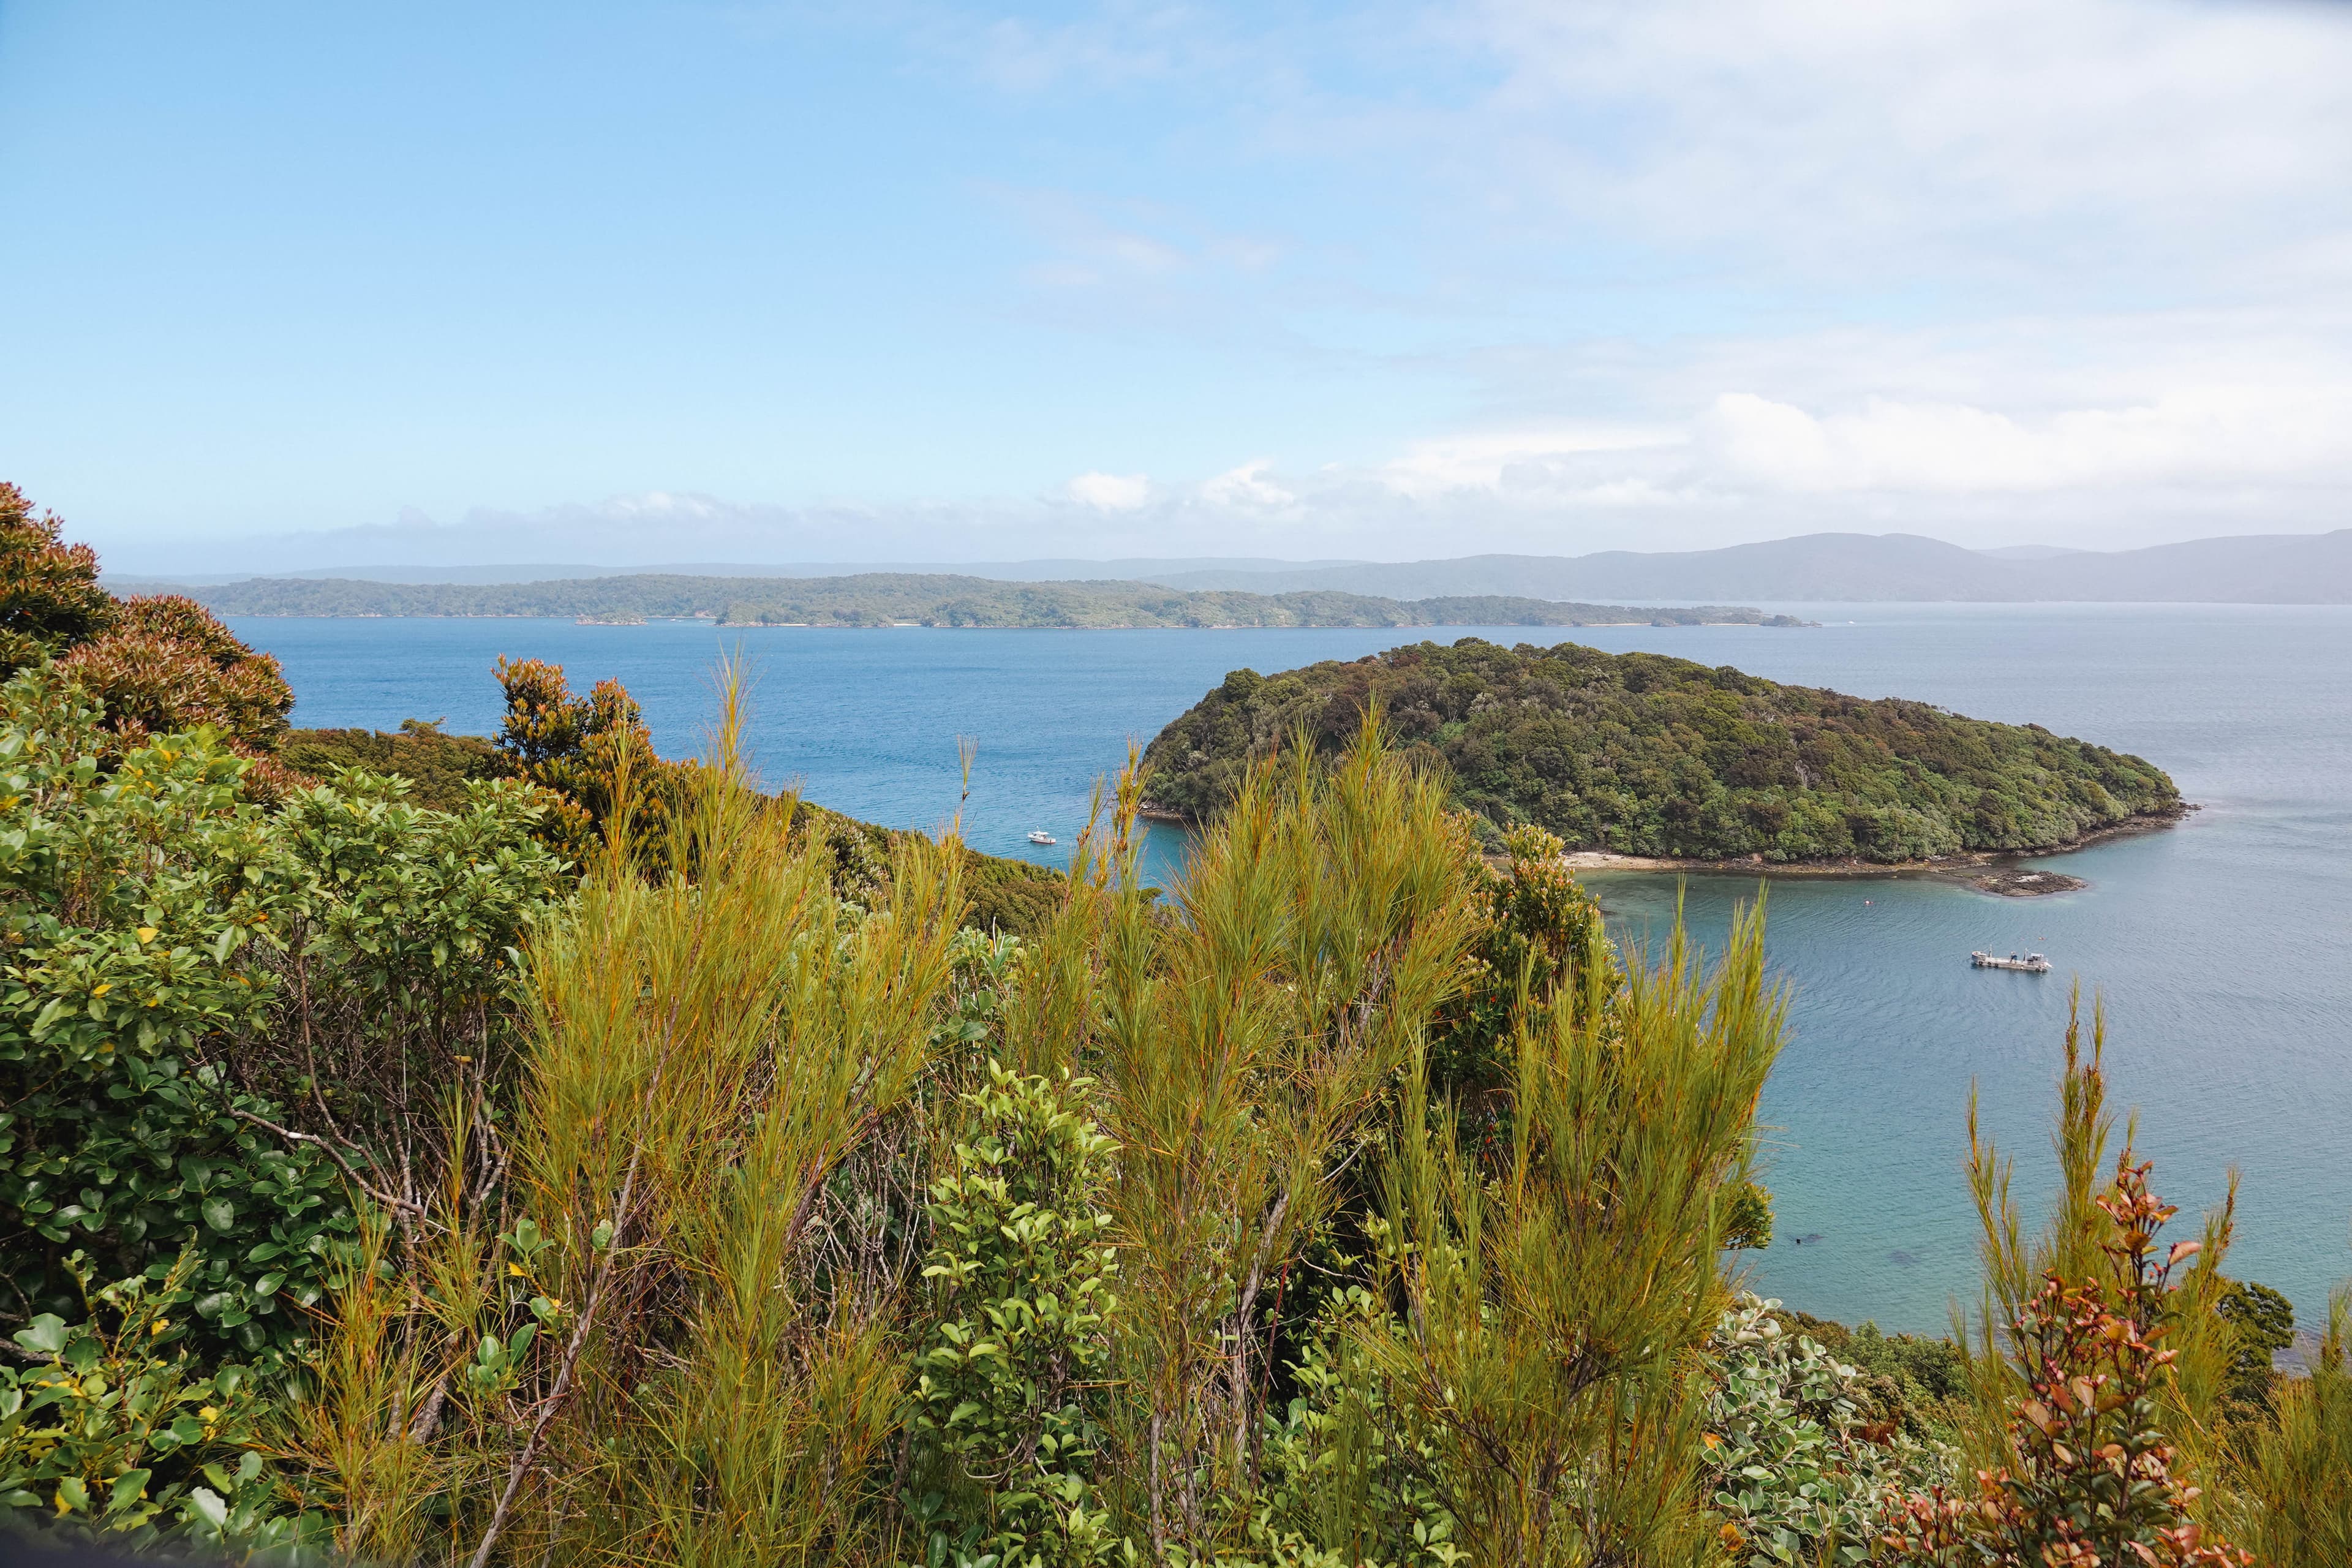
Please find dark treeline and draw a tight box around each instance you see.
[1142,638,2183,863]
[130,570,1798,630]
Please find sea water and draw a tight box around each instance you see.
[232,605,2352,1333]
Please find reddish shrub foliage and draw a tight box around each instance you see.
[1882,1159,2248,1567]
[0,481,115,674]
[58,594,295,758]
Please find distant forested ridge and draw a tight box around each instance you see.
[156,571,1798,628]
[1141,638,2183,862]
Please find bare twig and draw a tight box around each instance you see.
[228,1107,437,1227]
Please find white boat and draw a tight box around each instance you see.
[1972,950,2052,973]
[1027,830,1057,846]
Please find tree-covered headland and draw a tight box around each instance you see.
[137,569,1801,631]
[1143,638,2183,862]
[4,483,2346,1567]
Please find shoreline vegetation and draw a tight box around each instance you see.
[120,568,1808,630]
[1141,638,2184,868]
[1556,810,2187,894]
[3,483,2346,1565]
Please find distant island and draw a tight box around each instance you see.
[113,526,2352,603]
[1141,638,2183,864]
[145,571,1804,630]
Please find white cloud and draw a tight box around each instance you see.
[1447,0,2352,287]
[1199,459,1297,511]
[1381,424,1686,497]
[1065,470,1152,510]
[1699,385,2352,494]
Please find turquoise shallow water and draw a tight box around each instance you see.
[230,605,2352,1333]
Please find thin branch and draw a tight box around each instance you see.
[228,1107,437,1227]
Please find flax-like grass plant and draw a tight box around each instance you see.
[489,677,962,1567]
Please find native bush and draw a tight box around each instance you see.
[0,483,113,676]
[0,1253,322,1553]
[279,722,507,812]
[1359,902,1785,1568]
[1883,1159,2250,1566]
[1141,641,2180,861]
[58,595,295,763]
[0,667,565,1375]
[902,1063,1125,1568]
[6,614,2340,1568]
[1883,1003,2254,1567]
[2229,1287,2352,1568]
[0,669,336,1365]
[1700,1292,1954,1567]
[1225,1285,1463,1568]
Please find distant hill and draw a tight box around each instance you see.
[102,554,1373,590]
[110,526,2352,601]
[1136,529,2352,603]
[109,528,2352,603]
[1141,639,2184,864]
[138,572,1796,630]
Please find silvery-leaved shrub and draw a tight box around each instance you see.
[1702,1292,1956,1567]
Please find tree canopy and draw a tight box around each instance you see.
[1142,637,2182,862]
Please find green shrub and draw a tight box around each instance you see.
[903,1063,1126,1568]
[0,1253,323,1555]
[0,671,344,1363]
[0,669,565,1368]
[1701,1293,1955,1567]
[1229,1285,1463,1568]
[278,722,507,812]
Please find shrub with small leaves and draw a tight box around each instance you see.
[0,1254,324,1555]
[903,1062,1126,1568]
[1231,1283,1466,1568]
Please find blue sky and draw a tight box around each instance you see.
[4,0,2350,570]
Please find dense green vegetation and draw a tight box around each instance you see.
[279,722,507,810]
[5,669,2346,1565]
[4,481,2346,1566]
[1142,638,2182,862]
[146,569,1800,629]
[282,703,1063,938]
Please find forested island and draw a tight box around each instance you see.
[137,569,1803,629]
[1142,637,2183,862]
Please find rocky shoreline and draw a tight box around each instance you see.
[1557,805,2193,897]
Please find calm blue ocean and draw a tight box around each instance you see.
[230,605,2352,1333]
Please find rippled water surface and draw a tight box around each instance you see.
[233,605,2352,1332]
